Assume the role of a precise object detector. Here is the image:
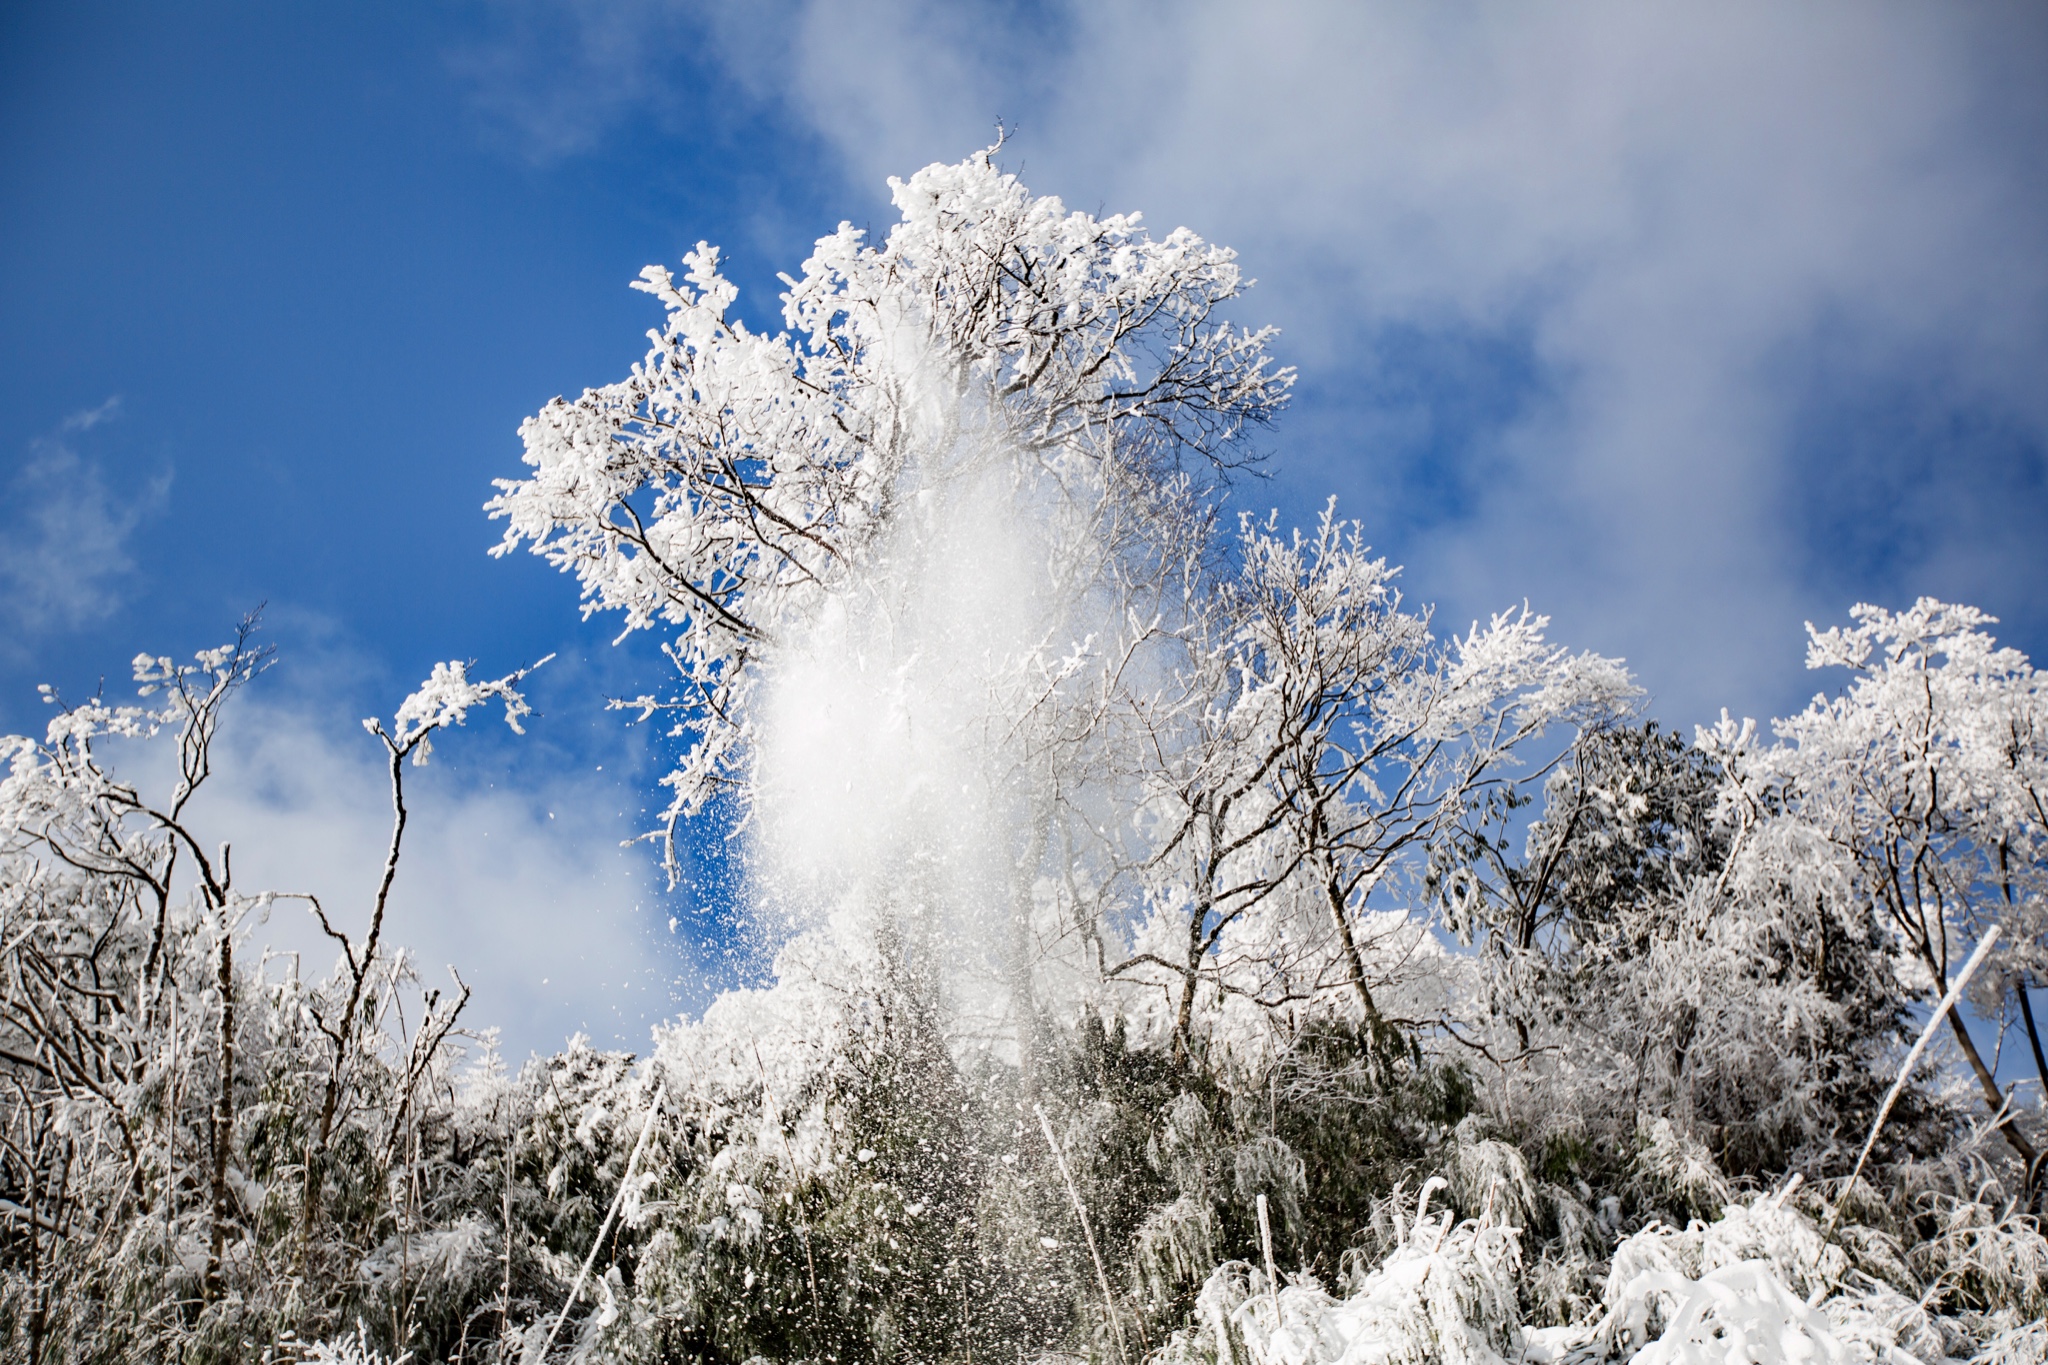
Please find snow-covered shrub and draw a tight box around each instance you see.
[1214,1177,1523,1365]
[306,1323,412,1365]
[1909,1197,2048,1321]
[1598,1187,1844,1351]
[0,631,566,1364]
[1136,1196,1224,1310]
[1619,1261,1847,1365]
[1969,1313,2048,1365]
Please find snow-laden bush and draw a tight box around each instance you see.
[1586,1185,2045,1365]
[1593,1187,1849,1362]
[305,1324,411,1365]
[1615,1262,1846,1365]
[1968,1314,2048,1365]
[1193,1163,2048,1365]
[1208,1176,1522,1365]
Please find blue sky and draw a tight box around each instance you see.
[4,1,2046,1057]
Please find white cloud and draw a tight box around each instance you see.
[769,1,2048,719]
[479,0,2048,725]
[1,398,170,644]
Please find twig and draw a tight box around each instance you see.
[750,1041,822,1322]
[499,1103,516,1357]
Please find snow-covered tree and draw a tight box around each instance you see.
[488,144,1290,871]
[483,148,1655,1364]
[1115,506,1634,1074]
[1712,600,2047,1184]
[490,146,1632,1067]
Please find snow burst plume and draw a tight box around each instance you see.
[747,440,1071,1042]
[491,145,1291,1053]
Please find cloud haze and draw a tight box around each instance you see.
[466,0,2048,726]
[1,399,170,646]
[196,699,674,1059]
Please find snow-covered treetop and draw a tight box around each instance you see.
[487,148,1294,838]
[3,623,275,872]
[1704,597,2048,1059]
[365,655,550,767]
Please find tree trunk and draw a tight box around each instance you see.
[1324,870,1380,1026]
[1945,1001,2040,1174]
[2019,985,2048,1120]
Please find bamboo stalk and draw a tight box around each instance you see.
[1255,1193,1280,1325]
[1827,925,2000,1235]
[1036,1104,1129,1365]
[531,1077,665,1363]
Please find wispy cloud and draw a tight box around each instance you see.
[449,0,713,163]
[0,398,171,645]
